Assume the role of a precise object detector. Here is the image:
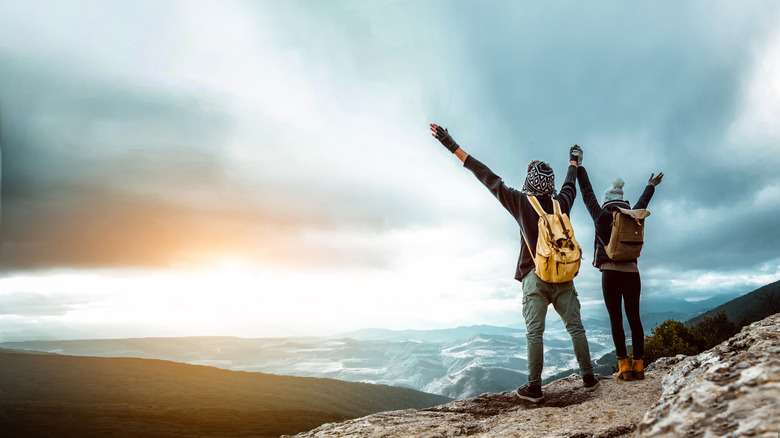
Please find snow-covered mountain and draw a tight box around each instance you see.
[1,325,614,400]
[4,291,742,399]
[0,290,743,399]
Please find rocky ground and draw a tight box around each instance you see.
[284,313,780,438]
[283,363,670,438]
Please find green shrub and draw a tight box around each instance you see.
[690,311,737,351]
[644,319,698,363]
[644,311,738,364]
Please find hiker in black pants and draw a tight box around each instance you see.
[575,150,663,381]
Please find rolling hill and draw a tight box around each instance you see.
[687,279,780,326]
[0,349,450,438]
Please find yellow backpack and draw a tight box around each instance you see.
[521,195,582,283]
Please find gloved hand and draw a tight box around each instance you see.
[648,172,664,187]
[569,145,583,166]
[430,123,459,153]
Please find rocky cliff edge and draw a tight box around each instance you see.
[284,312,780,438]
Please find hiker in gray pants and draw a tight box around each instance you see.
[429,123,598,403]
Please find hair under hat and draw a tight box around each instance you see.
[602,177,625,204]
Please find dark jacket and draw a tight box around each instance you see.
[576,166,655,267]
[463,155,578,282]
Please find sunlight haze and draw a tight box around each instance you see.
[2,0,780,340]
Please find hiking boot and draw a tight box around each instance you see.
[583,373,599,391]
[617,357,633,381]
[515,384,544,403]
[632,358,645,380]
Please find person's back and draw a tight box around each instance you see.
[429,125,598,402]
[577,163,663,381]
[464,157,578,281]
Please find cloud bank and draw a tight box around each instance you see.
[2,0,780,336]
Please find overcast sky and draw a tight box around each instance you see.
[2,0,780,340]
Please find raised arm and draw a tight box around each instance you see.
[633,172,663,209]
[430,122,521,216]
[430,123,469,163]
[555,145,582,212]
[576,165,604,221]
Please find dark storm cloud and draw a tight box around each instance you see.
[424,1,780,279]
[0,60,225,270]
[444,2,771,169]
[0,59,397,273]
[0,56,230,196]
[2,0,780,286]
[642,202,780,272]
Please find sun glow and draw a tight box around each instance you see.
[1,267,325,336]
[0,224,523,339]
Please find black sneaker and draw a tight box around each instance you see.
[515,384,544,403]
[583,373,599,391]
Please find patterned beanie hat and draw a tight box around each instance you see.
[521,160,556,197]
[602,177,625,204]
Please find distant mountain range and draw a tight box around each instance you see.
[0,329,612,400]
[338,325,524,343]
[581,290,744,332]
[1,283,770,401]
[0,348,449,438]
[640,292,743,315]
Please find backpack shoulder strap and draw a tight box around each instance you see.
[519,226,536,263]
[526,195,547,216]
[552,199,574,241]
[521,195,543,264]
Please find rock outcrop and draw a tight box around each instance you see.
[284,313,780,438]
[636,313,780,437]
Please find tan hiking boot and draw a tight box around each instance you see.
[632,358,644,380]
[617,357,633,380]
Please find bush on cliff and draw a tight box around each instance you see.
[644,311,737,363]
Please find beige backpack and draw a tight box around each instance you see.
[521,195,582,283]
[602,208,651,261]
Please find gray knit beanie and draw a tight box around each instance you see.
[602,177,625,204]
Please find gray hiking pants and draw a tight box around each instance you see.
[522,271,594,386]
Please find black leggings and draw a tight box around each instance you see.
[602,270,643,358]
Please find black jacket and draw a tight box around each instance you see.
[464,155,578,282]
[577,166,655,267]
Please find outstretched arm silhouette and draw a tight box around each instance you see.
[430,123,468,163]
